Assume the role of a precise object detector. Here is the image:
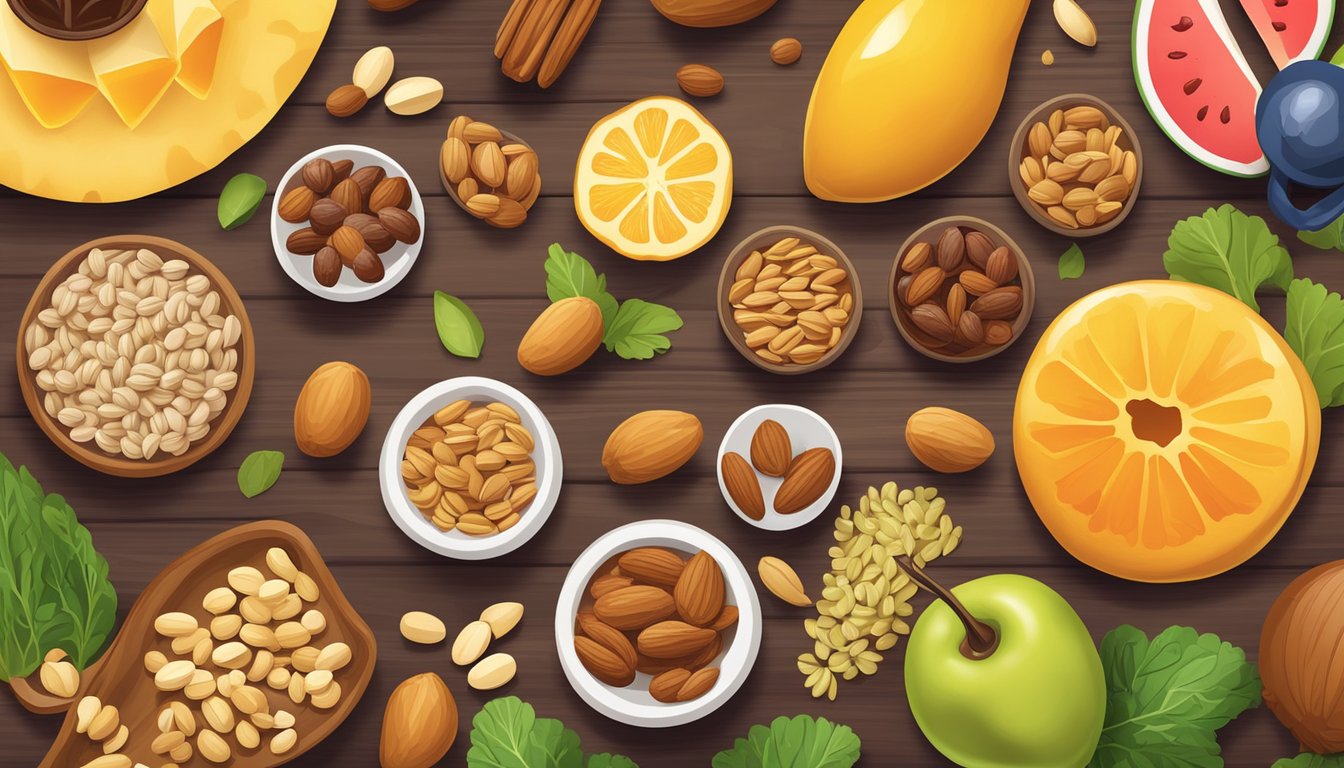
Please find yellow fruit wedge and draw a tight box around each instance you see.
[88,11,179,129]
[0,6,97,129]
[1014,282,1320,583]
[803,0,1029,202]
[152,0,225,99]
[575,96,732,261]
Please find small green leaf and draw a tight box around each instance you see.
[603,299,683,360]
[1284,278,1344,408]
[433,291,485,358]
[1332,44,1344,65]
[544,244,619,330]
[1162,204,1293,312]
[1058,243,1085,280]
[238,450,284,498]
[1299,214,1344,251]
[217,173,267,230]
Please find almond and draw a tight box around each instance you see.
[353,46,395,97]
[309,198,348,237]
[773,447,835,514]
[293,362,371,458]
[576,618,637,677]
[636,621,717,660]
[674,551,725,627]
[757,556,812,606]
[369,176,411,212]
[970,286,1023,321]
[277,186,316,223]
[346,213,395,253]
[676,667,719,701]
[329,225,366,264]
[749,419,791,477]
[900,241,932,272]
[984,320,1015,346]
[955,310,985,347]
[770,37,802,65]
[721,452,765,520]
[486,197,528,229]
[594,585,676,630]
[675,64,724,97]
[286,228,326,256]
[649,669,691,703]
[935,226,964,271]
[302,158,336,194]
[958,270,999,296]
[589,574,633,599]
[378,207,421,244]
[517,296,604,376]
[575,636,635,687]
[905,406,995,473]
[326,84,368,118]
[985,247,1018,285]
[504,151,539,200]
[617,547,686,588]
[964,230,995,269]
[910,303,955,343]
[384,76,443,116]
[904,266,945,307]
[710,604,739,632]
[441,137,471,184]
[471,142,507,189]
[330,179,365,218]
[380,673,457,768]
[601,410,703,484]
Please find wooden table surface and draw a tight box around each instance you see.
[3,1,1341,765]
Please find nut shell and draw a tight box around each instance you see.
[674,551,725,627]
[904,406,994,473]
[721,451,764,520]
[294,361,372,458]
[773,447,835,514]
[379,672,457,768]
[749,419,791,477]
[516,296,604,376]
[601,410,703,484]
[676,64,725,97]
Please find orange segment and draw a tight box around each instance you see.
[1015,281,1319,583]
[575,96,732,261]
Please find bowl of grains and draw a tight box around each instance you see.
[16,236,254,477]
[378,377,563,560]
[1009,94,1143,236]
[717,226,862,375]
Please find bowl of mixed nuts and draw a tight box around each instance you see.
[439,115,541,229]
[16,236,254,477]
[555,520,762,728]
[378,376,563,560]
[271,145,425,302]
[1009,94,1143,236]
[717,226,862,375]
[889,216,1036,363]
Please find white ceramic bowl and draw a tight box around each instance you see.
[271,144,425,302]
[717,404,843,531]
[379,377,562,560]
[555,520,762,728]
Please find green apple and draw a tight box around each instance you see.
[904,572,1104,768]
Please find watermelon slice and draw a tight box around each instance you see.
[1240,0,1334,68]
[1134,0,1269,177]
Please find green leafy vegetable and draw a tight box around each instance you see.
[1274,755,1344,768]
[0,453,117,678]
[1058,243,1085,280]
[1284,279,1344,408]
[1298,214,1344,251]
[468,697,637,768]
[237,450,284,498]
[542,244,682,360]
[1332,44,1344,65]
[712,715,862,768]
[1088,625,1260,768]
[1162,204,1293,312]
[433,291,485,358]
[217,173,267,230]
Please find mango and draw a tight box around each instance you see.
[803,0,1029,202]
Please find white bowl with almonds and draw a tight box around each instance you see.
[271,144,425,303]
[379,377,562,560]
[555,520,762,728]
[716,404,843,531]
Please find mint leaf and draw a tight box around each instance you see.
[588,756,638,768]
[712,715,861,768]
[1284,278,1344,407]
[0,453,116,677]
[1299,214,1344,251]
[525,718,583,768]
[237,450,284,498]
[1163,204,1293,312]
[468,697,638,768]
[545,244,618,330]
[1274,756,1344,768]
[217,173,267,230]
[1059,243,1085,279]
[1088,625,1260,768]
[433,291,485,359]
[604,299,683,360]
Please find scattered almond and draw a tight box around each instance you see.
[770,37,802,65]
[676,64,725,97]
[757,556,813,607]
[905,406,995,473]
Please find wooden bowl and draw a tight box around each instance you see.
[28,521,377,768]
[439,125,537,217]
[888,216,1035,364]
[1008,94,1144,237]
[8,0,149,40]
[16,236,254,477]
[717,226,863,375]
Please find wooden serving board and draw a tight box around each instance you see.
[29,521,377,768]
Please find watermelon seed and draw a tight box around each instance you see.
[1168,50,1188,59]
[1171,16,1193,32]
[1183,78,1202,95]
[1220,107,1231,124]
[1272,21,1286,31]
[1197,106,1209,122]
[1274,0,1286,6]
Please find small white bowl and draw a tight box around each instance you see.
[379,377,562,560]
[271,144,425,303]
[555,520,762,728]
[717,404,843,531]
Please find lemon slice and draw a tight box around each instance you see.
[0,6,97,128]
[1014,281,1320,582]
[575,96,732,261]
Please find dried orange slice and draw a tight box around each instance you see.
[574,96,732,261]
[1014,281,1319,582]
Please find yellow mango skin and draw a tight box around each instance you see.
[803,0,1029,202]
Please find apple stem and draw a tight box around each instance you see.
[896,555,999,660]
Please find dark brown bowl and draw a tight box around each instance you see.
[16,236,254,477]
[1008,94,1144,237]
[889,216,1035,364]
[717,226,863,375]
[29,521,377,768]
[8,0,148,40]
[438,123,537,217]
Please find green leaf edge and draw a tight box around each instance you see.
[433,290,485,359]
[218,173,267,231]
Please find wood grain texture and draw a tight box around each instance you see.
[1,0,1341,766]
